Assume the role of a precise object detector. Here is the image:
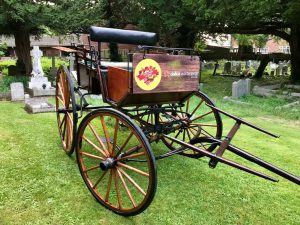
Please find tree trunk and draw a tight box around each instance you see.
[254,55,270,79]
[289,25,300,83]
[14,28,32,75]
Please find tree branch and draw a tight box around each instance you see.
[208,26,291,42]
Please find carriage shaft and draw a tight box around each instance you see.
[163,135,278,182]
[226,143,300,185]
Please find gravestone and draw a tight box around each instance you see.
[10,82,25,101]
[205,62,214,70]
[27,46,55,96]
[25,97,55,113]
[235,63,242,75]
[223,62,232,74]
[67,53,76,72]
[276,61,284,76]
[282,66,288,75]
[49,56,58,76]
[232,79,251,99]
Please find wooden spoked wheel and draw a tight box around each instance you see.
[55,66,77,155]
[161,91,223,158]
[76,108,157,216]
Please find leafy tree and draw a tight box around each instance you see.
[186,0,300,82]
[128,0,198,48]
[0,42,8,57]
[0,0,101,75]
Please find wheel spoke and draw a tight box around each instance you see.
[57,95,65,107]
[117,162,149,177]
[191,110,213,122]
[113,169,122,209]
[190,123,217,127]
[105,170,113,202]
[84,165,100,173]
[190,99,204,116]
[123,144,143,157]
[112,118,119,156]
[92,170,107,189]
[87,123,109,157]
[118,167,146,196]
[82,135,108,157]
[186,129,192,141]
[80,150,105,161]
[117,151,145,161]
[59,114,66,130]
[57,82,66,104]
[116,168,137,207]
[116,131,134,156]
[186,98,190,112]
[100,116,112,154]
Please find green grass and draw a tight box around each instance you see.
[0,111,299,224]
[0,73,300,224]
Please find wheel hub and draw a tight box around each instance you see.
[100,158,115,171]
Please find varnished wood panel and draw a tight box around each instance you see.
[108,66,130,103]
[132,53,200,94]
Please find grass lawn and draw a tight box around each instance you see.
[0,73,299,224]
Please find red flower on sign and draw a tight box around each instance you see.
[137,66,159,85]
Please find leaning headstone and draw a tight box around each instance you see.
[232,79,251,99]
[10,82,25,101]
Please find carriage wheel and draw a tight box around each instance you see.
[55,65,77,155]
[76,108,157,216]
[161,91,223,158]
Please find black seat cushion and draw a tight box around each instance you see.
[90,26,157,46]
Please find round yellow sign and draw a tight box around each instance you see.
[134,58,162,91]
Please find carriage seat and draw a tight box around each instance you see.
[89,26,158,46]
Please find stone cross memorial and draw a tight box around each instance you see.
[28,46,51,90]
[232,79,251,99]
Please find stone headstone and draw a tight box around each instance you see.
[235,63,242,75]
[223,62,232,74]
[205,62,214,70]
[10,82,25,101]
[49,56,58,76]
[282,66,288,75]
[232,79,251,99]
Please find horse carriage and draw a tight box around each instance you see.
[55,26,300,216]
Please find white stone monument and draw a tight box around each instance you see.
[10,82,25,101]
[28,46,51,90]
[27,46,55,97]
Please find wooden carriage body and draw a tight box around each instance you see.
[107,53,200,106]
[74,56,200,107]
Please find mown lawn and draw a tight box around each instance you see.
[0,74,299,225]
